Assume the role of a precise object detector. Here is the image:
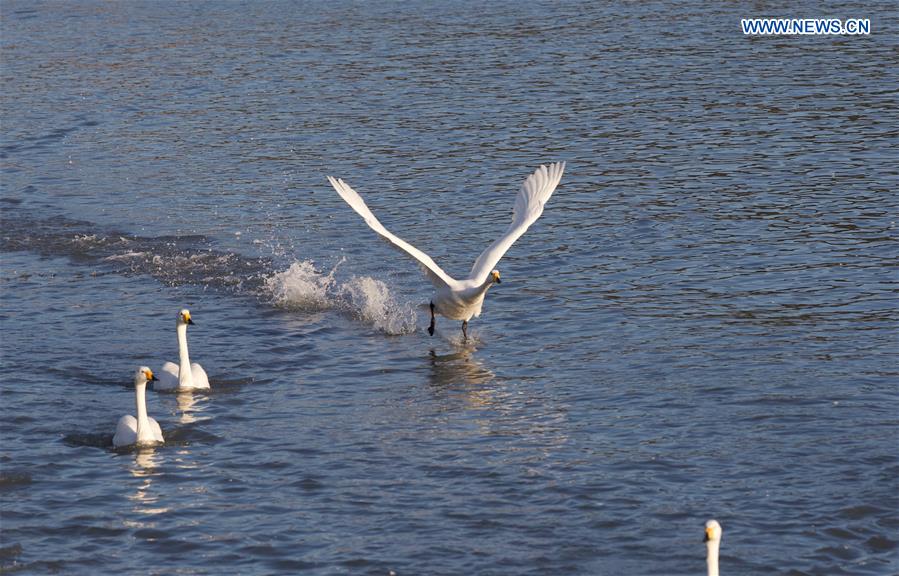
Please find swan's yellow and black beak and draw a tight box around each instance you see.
[492,270,501,284]
[182,311,195,325]
[704,526,713,542]
[144,369,158,382]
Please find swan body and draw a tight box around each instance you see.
[113,367,164,448]
[158,360,208,389]
[327,162,565,339]
[704,519,722,576]
[155,309,210,390]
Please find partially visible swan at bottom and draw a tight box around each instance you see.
[704,519,722,576]
[113,367,164,448]
[155,308,209,391]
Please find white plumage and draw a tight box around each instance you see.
[113,367,164,448]
[327,162,565,339]
[155,309,210,390]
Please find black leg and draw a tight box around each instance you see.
[462,320,468,341]
[428,301,436,336]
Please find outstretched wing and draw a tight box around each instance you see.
[327,176,457,289]
[468,162,565,284]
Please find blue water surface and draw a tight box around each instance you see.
[1,2,897,574]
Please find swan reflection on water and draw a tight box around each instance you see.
[175,390,207,425]
[428,347,495,391]
[426,346,569,451]
[123,448,169,524]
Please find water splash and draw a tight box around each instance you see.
[264,259,419,334]
[264,259,338,311]
[339,275,419,335]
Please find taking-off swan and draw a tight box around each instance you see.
[704,519,722,576]
[327,162,565,340]
[155,309,210,390]
[113,367,164,448]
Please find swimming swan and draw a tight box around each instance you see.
[155,309,210,390]
[327,162,565,340]
[113,367,164,448]
[704,519,722,576]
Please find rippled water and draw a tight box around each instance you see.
[1,2,897,574]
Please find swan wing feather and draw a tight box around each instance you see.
[149,417,164,443]
[190,363,210,389]
[327,176,457,290]
[468,162,565,284]
[154,362,180,391]
[113,415,137,448]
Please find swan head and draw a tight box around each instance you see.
[491,270,501,284]
[704,519,722,543]
[178,309,195,326]
[134,366,157,386]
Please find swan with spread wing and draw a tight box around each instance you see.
[327,162,565,340]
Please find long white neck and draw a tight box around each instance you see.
[706,540,720,576]
[177,323,194,387]
[478,276,496,297]
[134,383,153,443]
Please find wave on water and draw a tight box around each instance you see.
[3,210,420,335]
[3,214,270,293]
[264,259,419,335]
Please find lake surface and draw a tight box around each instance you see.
[1,2,897,574]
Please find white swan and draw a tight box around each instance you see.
[155,309,210,390]
[113,367,164,448]
[704,519,722,576]
[327,162,565,339]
